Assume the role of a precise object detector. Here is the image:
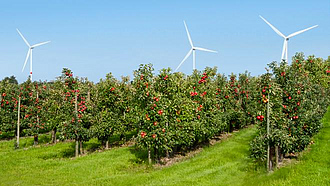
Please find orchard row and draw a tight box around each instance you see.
[0,53,329,162]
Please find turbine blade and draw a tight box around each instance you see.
[22,49,31,72]
[287,25,318,38]
[184,21,193,47]
[194,47,218,53]
[16,29,31,47]
[259,16,285,38]
[175,49,193,72]
[31,41,51,48]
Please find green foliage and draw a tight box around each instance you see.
[58,69,91,143]
[0,80,19,138]
[1,53,328,164]
[250,53,330,161]
[2,75,18,84]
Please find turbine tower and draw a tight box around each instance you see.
[259,16,318,62]
[175,21,217,72]
[17,29,50,81]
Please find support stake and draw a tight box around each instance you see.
[16,97,21,149]
[148,149,151,164]
[266,69,271,172]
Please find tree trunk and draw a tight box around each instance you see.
[275,146,279,168]
[34,134,38,146]
[52,128,57,144]
[75,140,79,157]
[279,147,284,162]
[154,147,158,163]
[269,146,275,171]
[105,140,109,149]
[173,146,178,156]
[80,141,83,155]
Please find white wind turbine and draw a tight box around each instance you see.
[175,21,217,72]
[17,29,50,81]
[259,16,318,62]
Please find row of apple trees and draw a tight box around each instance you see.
[0,66,260,159]
[1,53,328,162]
[130,64,261,162]
[250,53,330,168]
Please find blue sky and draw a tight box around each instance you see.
[0,0,329,83]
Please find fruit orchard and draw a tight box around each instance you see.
[0,53,329,165]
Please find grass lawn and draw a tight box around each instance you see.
[0,108,329,185]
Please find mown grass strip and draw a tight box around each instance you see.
[0,107,328,185]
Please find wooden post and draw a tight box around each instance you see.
[52,108,58,144]
[148,149,151,164]
[267,92,270,171]
[34,91,39,146]
[75,92,78,117]
[16,97,21,149]
[266,69,271,172]
[87,90,90,102]
[75,92,79,157]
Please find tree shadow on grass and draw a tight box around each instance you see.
[84,138,102,152]
[60,142,76,158]
[37,131,138,160]
[37,142,76,160]
[128,146,150,164]
[18,133,52,148]
[38,134,52,144]
[20,138,34,148]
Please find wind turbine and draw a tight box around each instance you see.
[259,15,318,62]
[17,29,50,81]
[175,21,217,72]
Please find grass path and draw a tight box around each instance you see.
[0,108,329,185]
